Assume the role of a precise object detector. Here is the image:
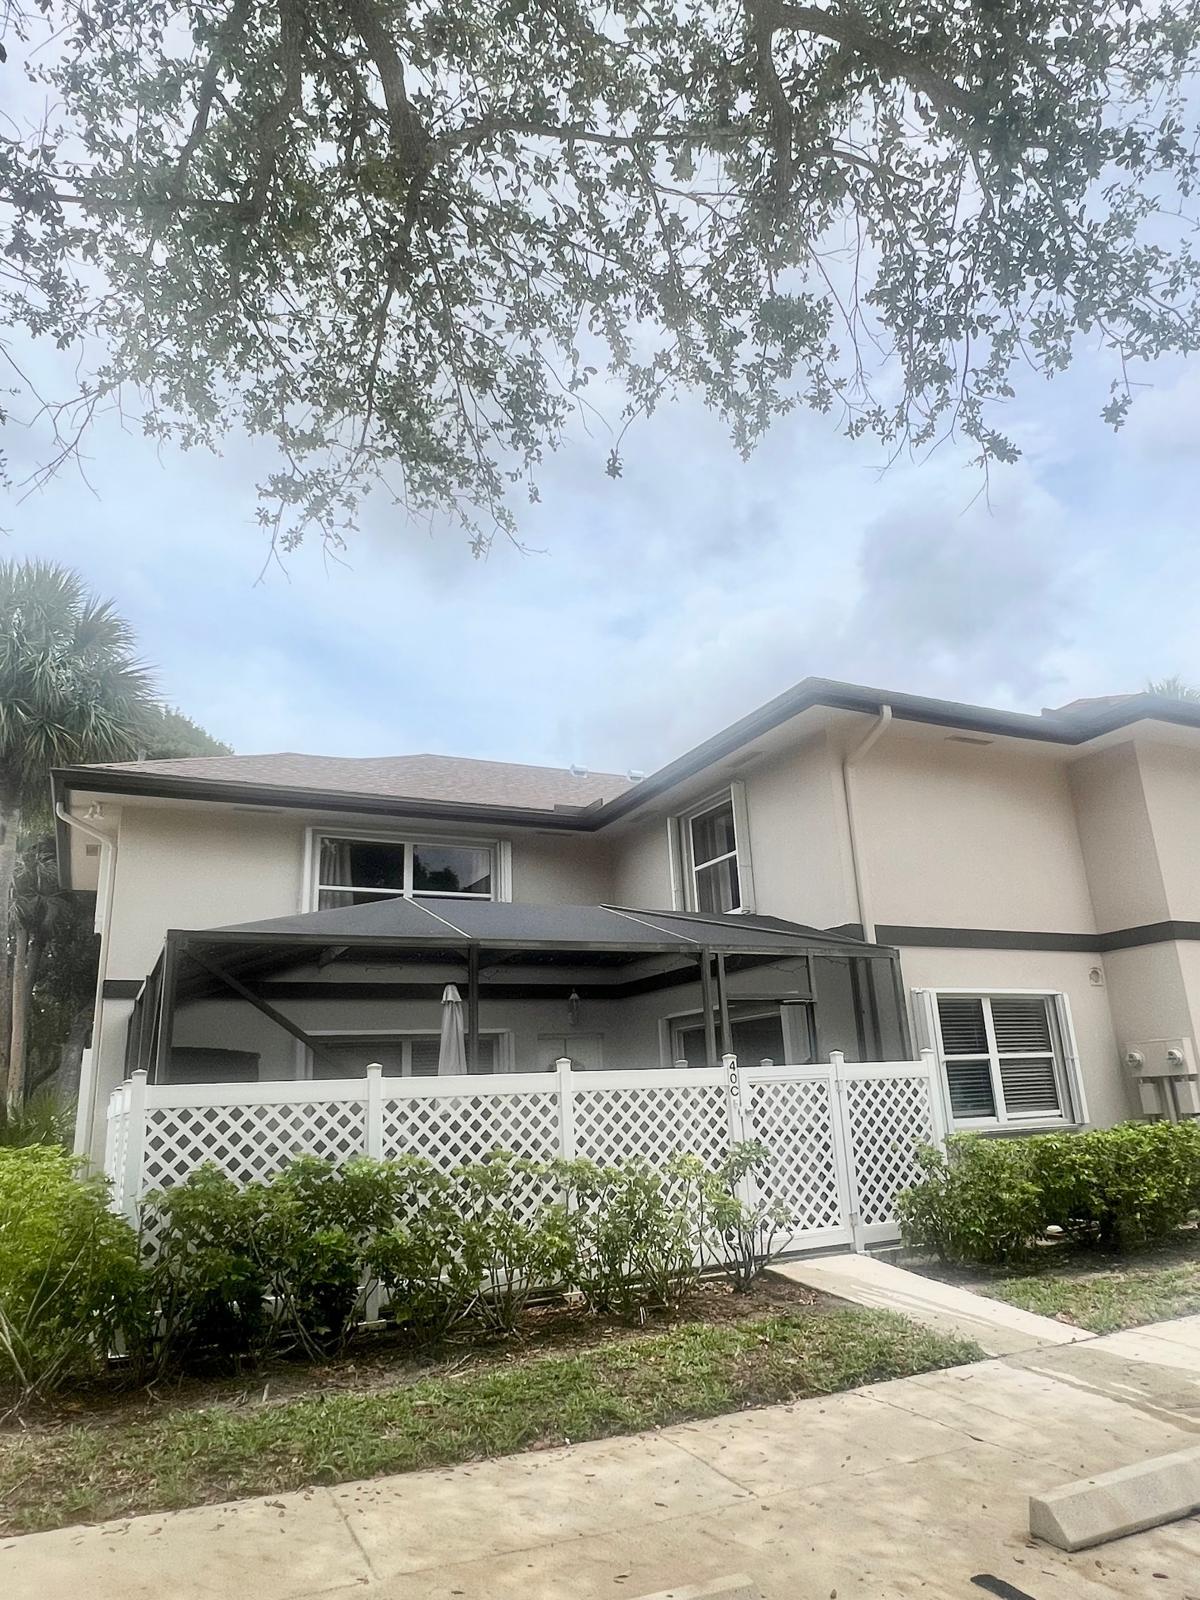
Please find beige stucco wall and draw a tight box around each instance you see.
[104,804,618,982]
[1101,942,1192,1056]
[511,830,614,904]
[898,944,1132,1129]
[608,814,674,909]
[1068,742,1169,932]
[106,805,308,977]
[607,732,858,928]
[1132,742,1200,921]
[854,739,1097,934]
[738,736,857,928]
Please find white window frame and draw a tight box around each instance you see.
[305,1028,515,1078]
[674,781,756,915]
[305,827,511,911]
[913,987,1088,1132]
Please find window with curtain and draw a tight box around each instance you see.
[681,793,741,912]
[933,992,1073,1126]
[316,835,494,908]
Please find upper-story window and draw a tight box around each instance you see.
[926,990,1082,1129]
[677,786,755,914]
[315,834,495,909]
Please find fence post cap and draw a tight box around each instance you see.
[366,1061,384,1075]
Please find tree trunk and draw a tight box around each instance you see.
[8,926,39,1110]
[0,791,19,1091]
[52,1007,92,1108]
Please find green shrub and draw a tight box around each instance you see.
[1079,1120,1200,1246]
[366,1159,478,1336]
[0,1146,143,1399]
[895,1136,1047,1264]
[898,1121,1200,1265]
[144,1159,399,1371]
[455,1154,575,1332]
[144,1166,269,1371]
[695,1141,796,1292]
[554,1155,707,1316]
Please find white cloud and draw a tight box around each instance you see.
[5,308,1200,771]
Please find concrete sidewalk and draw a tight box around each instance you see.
[772,1251,1096,1355]
[4,1317,1199,1600]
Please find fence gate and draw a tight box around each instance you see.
[739,1049,947,1254]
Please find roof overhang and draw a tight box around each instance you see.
[53,677,1200,888]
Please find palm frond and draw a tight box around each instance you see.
[0,559,157,810]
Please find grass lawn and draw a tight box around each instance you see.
[986,1255,1200,1334]
[0,1306,979,1535]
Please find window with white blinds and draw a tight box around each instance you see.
[933,993,1071,1126]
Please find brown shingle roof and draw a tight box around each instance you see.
[81,752,632,812]
[1043,694,1139,717]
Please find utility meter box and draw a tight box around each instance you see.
[1125,1036,1200,1119]
[1124,1037,1197,1078]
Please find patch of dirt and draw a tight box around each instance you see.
[5,1272,821,1436]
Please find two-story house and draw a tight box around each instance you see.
[55,676,1200,1171]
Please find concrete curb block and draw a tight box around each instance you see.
[1029,1444,1200,1550]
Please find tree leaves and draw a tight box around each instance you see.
[3,0,1200,550]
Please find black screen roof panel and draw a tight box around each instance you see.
[202,898,887,954]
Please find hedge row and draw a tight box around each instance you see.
[0,1143,793,1403]
[896,1119,1200,1265]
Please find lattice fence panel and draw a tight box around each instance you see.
[105,1101,129,1205]
[844,1074,938,1226]
[141,1099,368,1193]
[572,1084,729,1170]
[382,1090,561,1221]
[746,1078,845,1236]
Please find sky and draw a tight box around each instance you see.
[5,283,1200,779]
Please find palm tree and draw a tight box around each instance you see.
[1147,676,1200,701]
[8,837,75,1108]
[0,561,154,1106]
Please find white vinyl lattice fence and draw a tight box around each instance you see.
[105,1051,949,1254]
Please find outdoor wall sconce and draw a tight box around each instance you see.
[567,989,581,1027]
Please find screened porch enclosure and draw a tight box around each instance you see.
[122,900,912,1086]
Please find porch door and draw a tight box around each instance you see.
[538,1032,605,1072]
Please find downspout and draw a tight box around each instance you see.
[56,803,117,1160]
[840,705,892,945]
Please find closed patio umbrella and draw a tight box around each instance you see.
[437,983,467,1075]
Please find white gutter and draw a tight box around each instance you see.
[840,705,892,945]
[56,803,118,1159]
